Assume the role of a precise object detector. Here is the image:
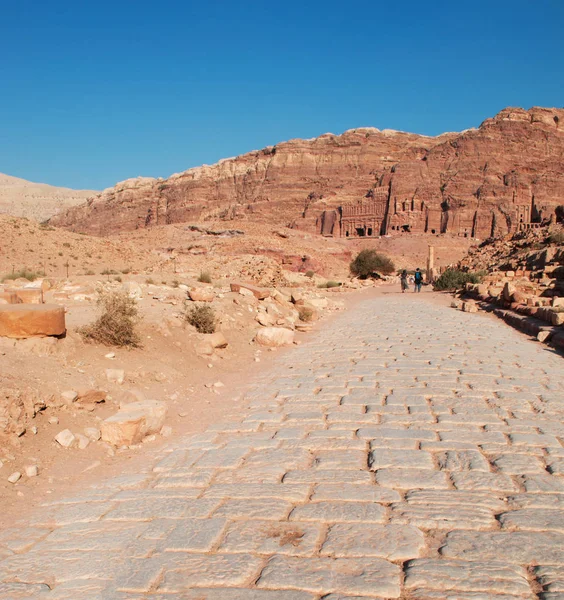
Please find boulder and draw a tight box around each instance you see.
[255,327,295,347]
[0,304,65,338]
[101,400,167,446]
[187,287,214,302]
[230,282,270,300]
[256,312,275,327]
[551,312,564,326]
[451,299,463,309]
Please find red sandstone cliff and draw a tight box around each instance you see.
[51,107,564,238]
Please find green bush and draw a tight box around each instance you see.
[145,278,155,285]
[1,269,42,282]
[433,269,483,291]
[79,291,141,347]
[317,280,342,289]
[305,270,315,278]
[186,304,216,333]
[350,249,395,278]
[198,271,212,284]
[172,279,180,288]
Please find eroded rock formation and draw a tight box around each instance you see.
[51,107,564,239]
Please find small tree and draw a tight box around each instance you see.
[79,291,141,347]
[350,249,395,279]
[186,304,216,333]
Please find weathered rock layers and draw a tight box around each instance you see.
[51,107,564,238]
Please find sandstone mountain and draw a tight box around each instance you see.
[50,106,564,238]
[0,173,95,222]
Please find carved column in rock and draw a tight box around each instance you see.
[426,245,435,283]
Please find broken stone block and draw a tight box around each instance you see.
[187,287,214,302]
[537,330,552,343]
[101,400,167,446]
[8,472,21,484]
[551,312,564,326]
[230,281,270,299]
[255,327,295,347]
[462,301,478,313]
[105,369,125,384]
[0,304,66,339]
[25,465,39,477]
[55,429,75,448]
[207,331,228,348]
[84,427,101,441]
[75,434,90,449]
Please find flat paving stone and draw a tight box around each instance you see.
[404,558,534,597]
[321,523,425,560]
[290,501,386,523]
[257,555,400,597]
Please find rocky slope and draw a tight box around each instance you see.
[50,106,564,238]
[0,173,95,222]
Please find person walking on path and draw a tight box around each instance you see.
[400,269,409,293]
[414,268,423,292]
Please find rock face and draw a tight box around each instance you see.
[50,107,564,240]
[0,305,66,338]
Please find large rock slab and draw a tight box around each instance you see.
[101,399,167,446]
[0,304,65,338]
[230,281,270,299]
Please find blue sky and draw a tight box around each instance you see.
[1,0,563,190]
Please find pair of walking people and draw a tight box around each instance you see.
[401,268,423,293]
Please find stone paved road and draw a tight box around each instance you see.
[1,296,564,599]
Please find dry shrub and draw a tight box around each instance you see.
[186,304,216,333]
[1,269,42,282]
[198,271,212,284]
[79,291,141,347]
[298,306,314,322]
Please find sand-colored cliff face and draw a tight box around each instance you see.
[50,107,564,236]
[0,174,95,222]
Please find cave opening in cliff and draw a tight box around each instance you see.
[356,227,366,237]
[367,227,373,236]
[401,225,411,232]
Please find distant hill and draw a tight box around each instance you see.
[0,173,96,222]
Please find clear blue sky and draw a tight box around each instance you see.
[1,0,563,190]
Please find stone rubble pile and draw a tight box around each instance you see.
[454,226,564,348]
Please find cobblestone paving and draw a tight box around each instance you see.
[1,296,564,599]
